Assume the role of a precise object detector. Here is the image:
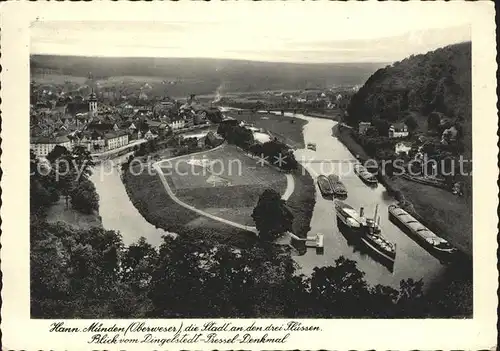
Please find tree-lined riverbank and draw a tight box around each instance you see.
[335,125,472,257]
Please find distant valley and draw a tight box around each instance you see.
[30,55,386,96]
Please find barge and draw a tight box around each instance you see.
[353,163,378,185]
[317,175,334,196]
[388,204,457,256]
[327,174,348,198]
[335,201,396,262]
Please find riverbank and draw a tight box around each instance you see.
[335,125,472,258]
[286,164,316,239]
[45,198,103,230]
[226,110,307,148]
[301,110,343,121]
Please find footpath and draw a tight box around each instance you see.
[152,144,295,235]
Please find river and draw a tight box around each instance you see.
[91,110,448,289]
[90,152,174,247]
[287,112,447,290]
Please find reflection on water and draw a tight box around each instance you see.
[335,217,395,273]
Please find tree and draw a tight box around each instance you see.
[47,145,71,164]
[427,112,441,131]
[404,115,418,132]
[309,257,372,317]
[30,222,140,318]
[280,150,299,172]
[252,189,294,241]
[149,235,298,318]
[31,150,58,216]
[372,118,391,137]
[394,278,426,317]
[206,109,223,123]
[365,126,379,138]
[56,159,76,209]
[70,179,99,214]
[225,125,254,149]
[72,145,95,182]
[121,237,158,292]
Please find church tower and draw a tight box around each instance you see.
[88,88,98,117]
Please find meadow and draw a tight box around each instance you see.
[159,144,287,225]
[226,111,308,149]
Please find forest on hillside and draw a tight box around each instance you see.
[30,55,384,94]
[347,42,471,156]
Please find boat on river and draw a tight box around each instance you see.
[335,201,396,263]
[307,142,317,151]
[353,163,378,185]
[327,174,348,198]
[317,175,334,196]
[388,204,457,256]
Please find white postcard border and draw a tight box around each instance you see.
[1,2,497,350]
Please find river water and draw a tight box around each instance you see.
[287,112,447,289]
[91,111,448,289]
[90,152,174,247]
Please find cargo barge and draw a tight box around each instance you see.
[353,163,378,185]
[317,175,334,196]
[388,204,457,256]
[327,174,348,198]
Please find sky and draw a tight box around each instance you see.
[30,2,472,63]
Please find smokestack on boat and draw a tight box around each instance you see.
[374,204,379,221]
[359,207,364,217]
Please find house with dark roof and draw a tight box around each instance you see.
[388,123,409,138]
[67,102,90,116]
[86,120,114,133]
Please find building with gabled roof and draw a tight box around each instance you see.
[30,134,72,157]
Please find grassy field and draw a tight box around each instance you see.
[45,198,103,230]
[226,111,307,148]
[160,144,287,225]
[122,112,315,246]
[123,140,316,246]
[123,163,257,247]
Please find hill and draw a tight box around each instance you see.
[343,42,473,256]
[346,42,472,157]
[30,55,384,95]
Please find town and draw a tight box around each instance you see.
[29,75,356,160]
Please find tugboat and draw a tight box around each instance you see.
[327,173,348,198]
[353,163,378,185]
[317,175,334,196]
[388,204,457,256]
[335,201,396,263]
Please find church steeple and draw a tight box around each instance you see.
[89,88,98,117]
